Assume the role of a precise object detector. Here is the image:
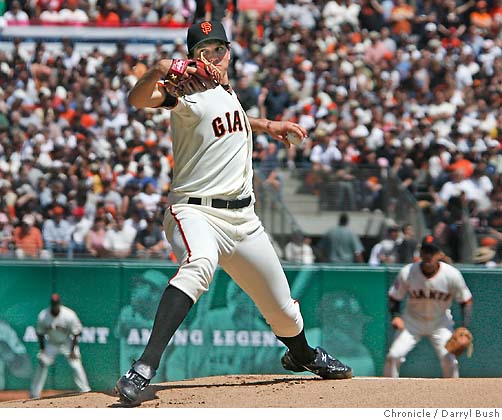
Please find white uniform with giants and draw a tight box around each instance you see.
[163,86,304,338]
[30,305,91,398]
[384,261,472,378]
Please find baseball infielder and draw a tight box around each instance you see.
[115,20,352,404]
[383,236,473,378]
[30,294,91,398]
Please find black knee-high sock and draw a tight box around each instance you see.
[276,329,316,364]
[139,285,194,370]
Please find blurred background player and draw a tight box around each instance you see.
[30,294,91,398]
[383,236,473,378]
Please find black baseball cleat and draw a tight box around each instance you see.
[115,360,156,404]
[281,346,353,379]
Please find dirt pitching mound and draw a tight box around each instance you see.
[1,375,501,408]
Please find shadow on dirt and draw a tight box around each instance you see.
[107,376,316,408]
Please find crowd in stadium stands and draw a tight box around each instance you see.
[1,0,502,264]
[0,0,201,26]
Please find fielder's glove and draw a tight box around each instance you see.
[445,327,473,357]
[160,53,221,97]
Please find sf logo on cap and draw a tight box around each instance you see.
[200,21,212,35]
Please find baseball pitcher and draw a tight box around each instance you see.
[115,20,352,405]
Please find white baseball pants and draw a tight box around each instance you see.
[164,203,304,338]
[383,316,458,378]
[30,343,91,398]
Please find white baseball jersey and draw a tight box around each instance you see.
[169,85,253,199]
[389,261,472,322]
[31,305,90,398]
[161,85,304,338]
[36,305,83,345]
[384,262,472,378]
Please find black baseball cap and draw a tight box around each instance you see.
[420,235,442,254]
[187,20,229,55]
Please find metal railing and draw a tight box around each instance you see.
[383,171,428,240]
[253,167,304,252]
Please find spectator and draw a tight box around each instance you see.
[131,1,159,23]
[437,0,471,38]
[473,245,496,266]
[95,0,121,26]
[396,223,419,264]
[14,184,40,219]
[368,226,400,266]
[470,1,493,34]
[103,214,136,258]
[389,0,415,38]
[362,175,384,211]
[42,206,72,258]
[284,231,314,264]
[84,216,108,257]
[136,181,160,214]
[58,0,89,24]
[434,169,467,209]
[464,164,494,214]
[358,0,385,32]
[259,80,291,122]
[116,0,142,22]
[133,214,166,259]
[69,206,92,257]
[258,142,282,196]
[329,163,358,211]
[201,0,234,22]
[318,213,364,263]
[364,31,391,67]
[309,128,342,173]
[124,206,147,232]
[99,179,123,217]
[234,74,259,116]
[121,182,142,217]
[3,1,29,24]
[40,179,67,210]
[13,214,44,259]
[40,1,63,23]
[0,212,13,256]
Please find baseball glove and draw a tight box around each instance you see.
[445,327,473,357]
[160,53,221,97]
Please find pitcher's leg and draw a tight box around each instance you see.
[222,230,303,338]
[165,207,220,302]
[223,230,352,379]
[139,285,194,370]
[116,207,219,403]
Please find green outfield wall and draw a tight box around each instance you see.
[0,261,500,392]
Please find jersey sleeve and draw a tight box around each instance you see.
[68,310,83,336]
[449,266,473,303]
[388,265,410,301]
[35,311,47,336]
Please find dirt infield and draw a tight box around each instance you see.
[0,375,501,408]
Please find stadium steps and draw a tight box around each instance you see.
[279,169,386,237]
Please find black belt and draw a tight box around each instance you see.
[188,196,252,209]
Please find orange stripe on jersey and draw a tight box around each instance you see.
[169,206,192,264]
